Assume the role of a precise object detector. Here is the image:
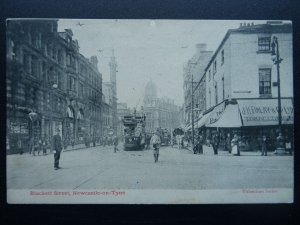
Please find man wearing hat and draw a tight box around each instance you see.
[52,128,63,170]
[150,130,161,163]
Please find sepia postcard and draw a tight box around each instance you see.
[6,19,294,204]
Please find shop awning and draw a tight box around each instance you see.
[207,104,242,128]
[197,111,212,127]
[237,99,294,126]
[186,124,192,131]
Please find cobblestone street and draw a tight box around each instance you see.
[7,144,294,190]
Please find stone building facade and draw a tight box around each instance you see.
[6,19,102,154]
[182,44,213,129]
[143,80,180,133]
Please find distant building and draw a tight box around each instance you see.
[101,93,113,137]
[117,103,131,137]
[183,43,213,129]
[109,50,118,135]
[101,50,118,136]
[143,80,180,133]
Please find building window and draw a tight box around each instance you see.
[258,37,271,51]
[215,83,218,105]
[57,71,62,89]
[259,68,271,95]
[221,50,224,65]
[58,49,63,65]
[222,77,225,101]
[209,70,211,81]
[23,54,31,73]
[69,76,76,91]
[209,89,211,107]
[213,61,217,74]
[66,54,71,66]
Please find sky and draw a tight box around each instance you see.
[58,19,266,108]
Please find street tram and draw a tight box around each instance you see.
[157,128,172,146]
[122,113,146,150]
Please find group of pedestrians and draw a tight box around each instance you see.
[29,136,50,156]
[176,132,242,156]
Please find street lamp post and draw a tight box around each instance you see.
[188,62,198,153]
[28,110,38,154]
[191,72,195,153]
[271,36,285,155]
[49,83,58,151]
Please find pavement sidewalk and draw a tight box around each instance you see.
[8,143,105,157]
[184,144,267,156]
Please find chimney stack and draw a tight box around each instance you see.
[196,43,207,52]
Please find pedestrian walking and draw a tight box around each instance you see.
[32,140,39,156]
[176,135,181,149]
[17,137,23,155]
[113,136,119,153]
[261,135,268,156]
[93,135,96,147]
[146,134,151,150]
[42,137,48,155]
[226,133,231,154]
[198,134,204,154]
[29,137,34,155]
[150,131,161,163]
[231,134,240,156]
[52,128,63,170]
[71,137,75,149]
[37,138,42,155]
[211,133,220,155]
[103,136,106,147]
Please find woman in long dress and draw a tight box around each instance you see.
[231,134,240,156]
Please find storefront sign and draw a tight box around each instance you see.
[237,99,294,126]
[207,102,226,125]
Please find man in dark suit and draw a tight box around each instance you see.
[53,128,63,170]
[261,135,268,156]
[211,133,220,155]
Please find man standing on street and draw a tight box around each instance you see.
[261,135,268,156]
[113,135,119,153]
[52,128,63,170]
[211,133,220,155]
[150,131,161,163]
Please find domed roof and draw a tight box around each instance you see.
[144,80,157,99]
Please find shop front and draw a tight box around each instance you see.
[76,109,85,143]
[202,98,294,152]
[7,110,31,154]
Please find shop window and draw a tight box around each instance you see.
[258,37,271,52]
[259,68,271,96]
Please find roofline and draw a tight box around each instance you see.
[203,22,292,74]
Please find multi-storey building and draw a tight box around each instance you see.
[101,51,118,136]
[109,50,118,135]
[101,93,113,137]
[143,80,180,133]
[182,44,213,129]
[117,103,131,138]
[6,19,102,154]
[195,21,293,151]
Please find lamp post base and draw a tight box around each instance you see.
[274,147,286,155]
